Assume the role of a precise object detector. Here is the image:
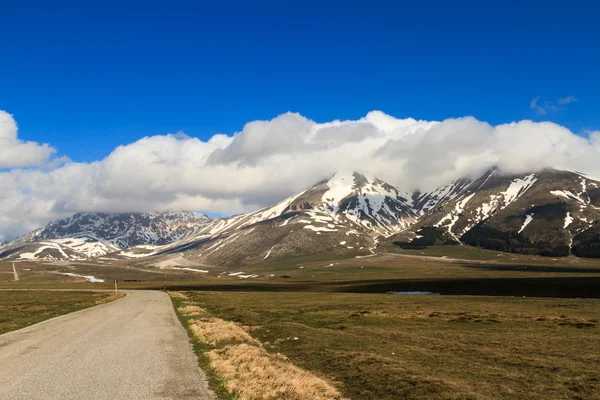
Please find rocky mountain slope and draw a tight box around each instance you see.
[2,169,600,263]
[118,172,418,266]
[393,169,600,257]
[0,211,210,261]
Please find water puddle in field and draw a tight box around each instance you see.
[386,291,440,296]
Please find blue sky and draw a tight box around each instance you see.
[1,0,598,162]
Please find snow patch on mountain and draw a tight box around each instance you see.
[322,172,357,212]
[15,234,120,261]
[564,212,574,229]
[264,246,275,259]
[475,174,538,221]
[320,172,416,236]
[19,244,69,261]
[551,190,598,210]
[60,272,104,283]
[519,214,534,233]
[502,174,538,205]
[303,225,338,233]
[414,180,473,216]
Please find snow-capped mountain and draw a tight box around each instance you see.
[0,211,210,262]
[0,235,121,262]
[320,172,417,235]
[169,168,600,264]
[396,169,600,257]
[120,172,417,265]
[3,169,600,263]
[33,211,210,248]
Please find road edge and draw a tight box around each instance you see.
[0,290,128,339]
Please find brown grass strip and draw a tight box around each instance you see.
[209,343,346,400]
[178,305,206,316]
[190,318,259,346]
[168,291,188,299]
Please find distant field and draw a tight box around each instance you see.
[178,291,600,400]
[0,290,121,335]
[381,244,600,266]
[2,248,600,298]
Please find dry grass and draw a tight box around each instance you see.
[178,305,206,316]
[182,291,600,400]
[183,311,345,399]
[190,317,259,346]
[209,343,345,400]
[534,315,598,328]
[168,291,188,299]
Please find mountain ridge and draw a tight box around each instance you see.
[0,211,210,261]
[3,168,600,263]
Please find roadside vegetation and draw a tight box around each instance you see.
[170,291,346,400]
[0,290,122,335]
[173,290,600,400]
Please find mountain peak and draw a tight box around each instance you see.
[322,172,366,209]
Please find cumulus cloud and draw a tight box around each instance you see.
[207,113,313,165]
[0,109,599,240]
[531,96,578,114]
[0,111,56,168]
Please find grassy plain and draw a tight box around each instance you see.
[2,246,600,298]
[2,245,600,399]
[0,290,121,335]
[177,290,600,400]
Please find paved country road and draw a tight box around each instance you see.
[0,291,215,400]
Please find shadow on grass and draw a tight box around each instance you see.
[462,264,600,273]
[336,277,600,298]
[159,276,600,298]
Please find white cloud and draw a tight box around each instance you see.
[531,96,578,114]
[0,109,599,241]
[530,96,541,112]
[0,111,56,168]
[207,112,313,165]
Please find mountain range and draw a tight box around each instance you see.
[2,168,599,264]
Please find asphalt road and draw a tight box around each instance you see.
[0,290,215,399]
